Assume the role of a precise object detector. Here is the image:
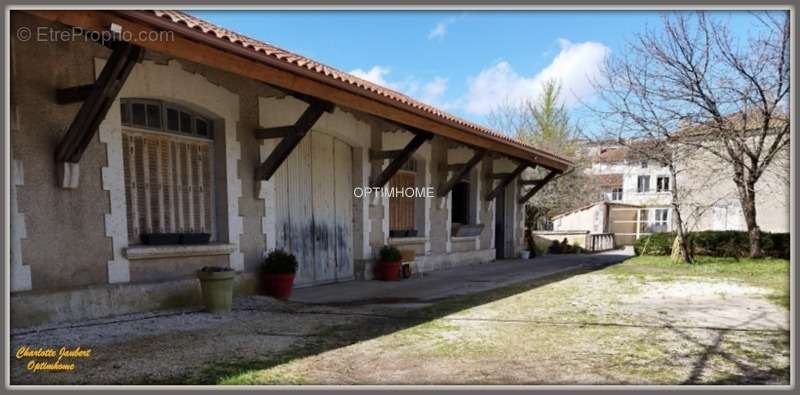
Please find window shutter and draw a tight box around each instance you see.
[389,171,416,232]
[122,131,214,244]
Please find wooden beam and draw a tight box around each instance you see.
[254,126,294,139]
[485,163,528,201]
[518,170,559,204]
[370,132,432,188]
[369,149,403,161]
[24,11,572,172]
[437,150,485,196]
[490,172,512,179]
[256,100,330,181]
[519,178,547,186]
[56,84,94,104]
[55,41,143,164]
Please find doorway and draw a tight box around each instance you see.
[494,188,505,259]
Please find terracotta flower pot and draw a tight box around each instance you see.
[262,272,296,300]
[377,260,402,281]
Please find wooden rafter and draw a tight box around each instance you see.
[485,163,528,201]
[370,131,432,188]
[255,99,333,181]
[437,150,485,196]
[518,170,559,204]
[55,41,143,164]
[490,172,512,179]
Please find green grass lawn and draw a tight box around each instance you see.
[605,255,790,308]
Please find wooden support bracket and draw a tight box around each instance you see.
[519,178,547,186]
[437,150,485,197]
[518,170,559,204]
[55,41,144,168]
[490,172,512,179]
[255,99,333,181]
[370,131,433,188]
[56,84,94,104]
[485,163,528,201]
[254,126,294,140]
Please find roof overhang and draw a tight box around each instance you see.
[22,9,573,172]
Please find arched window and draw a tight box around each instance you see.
[119,99,217,244]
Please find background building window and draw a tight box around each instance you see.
[389,159,417,237]
[120,99,216,244]
[611,187,623,201]
[637,175,650,192]
[653,208,669,232]
[656,176,670,192]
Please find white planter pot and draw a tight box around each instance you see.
[521,250,531,259]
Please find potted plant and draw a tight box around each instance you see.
[196,266,236,313]
[261,249,298,300]
[377,245,402,281]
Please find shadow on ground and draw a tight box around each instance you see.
[180,253,629,385]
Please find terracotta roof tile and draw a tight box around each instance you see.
[147,10,567,163]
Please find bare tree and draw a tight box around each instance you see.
[490,79,600,231]
[591,11,790,259]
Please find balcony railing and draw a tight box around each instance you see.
[586,233,615,252]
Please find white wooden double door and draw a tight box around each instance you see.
[272,131,354,286]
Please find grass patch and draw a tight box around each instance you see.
[606,256,789,308]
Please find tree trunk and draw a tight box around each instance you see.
[671,204,693,264]
[668,163,692,263]
[737,179,763,258]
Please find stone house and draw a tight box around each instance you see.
[551,137,789,246]
[9,10,573,328]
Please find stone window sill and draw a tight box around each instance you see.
[388,237,427,245]
[451,236,479,242]
[124,243,236,260]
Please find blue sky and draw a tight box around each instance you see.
[190,10,771,137]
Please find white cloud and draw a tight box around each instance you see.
[428,17,458,40]
[349,65,392,87]
[350,66,450,109]
[421,77,449,106]
[463,39,610,116]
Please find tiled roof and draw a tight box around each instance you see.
[146,10,568,164]
[591,146,630,163]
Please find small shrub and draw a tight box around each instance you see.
[262,249,298,274]
[763,232,790,260]
[633,231,789,259]
[548,240,562,254]
[634,233,675,256]
[379,245,402,263]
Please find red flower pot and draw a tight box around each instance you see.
[262,272,296,300]
[377,261,402,281]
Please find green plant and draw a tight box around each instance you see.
[262,249,298,274]
[634,233,675,256]
[379,245,402,263]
